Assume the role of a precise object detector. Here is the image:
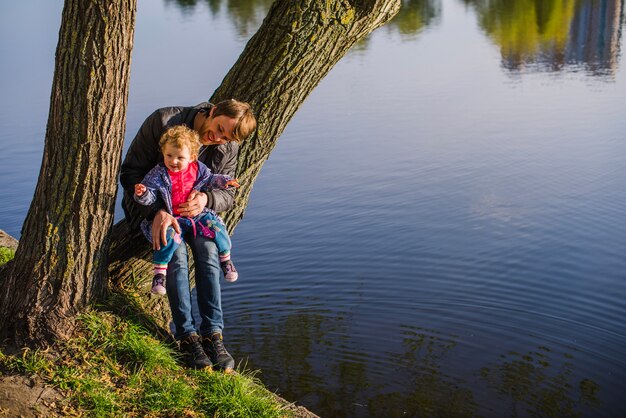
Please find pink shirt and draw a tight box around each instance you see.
[169,161,199,216]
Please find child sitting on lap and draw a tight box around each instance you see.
[134,125,240,295]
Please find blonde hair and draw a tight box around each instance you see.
[159,125,201,156]
[211,99,257,143]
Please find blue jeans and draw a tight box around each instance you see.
[166,233,223,340]
[153,212,232,266]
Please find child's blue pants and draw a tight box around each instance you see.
[153,212,231,266]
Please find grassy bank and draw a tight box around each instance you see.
[0,309,291,417]
[0,247,296,417]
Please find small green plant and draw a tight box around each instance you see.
[0,347,54,377]
[0,246,15,266]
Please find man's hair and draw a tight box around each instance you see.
[212,99,257,143]
[159,125,201,155]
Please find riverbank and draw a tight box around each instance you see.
[0,231,318,418]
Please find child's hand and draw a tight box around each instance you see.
[225,179,240,189]
[135,184,147,196]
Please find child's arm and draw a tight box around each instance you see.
[134,184,157,206]
[133,166,161,206]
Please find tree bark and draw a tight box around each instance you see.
[215,0,401,229]
[108,0,400,307]
[0,0,136,344]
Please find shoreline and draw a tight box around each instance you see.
[0,229,319,418]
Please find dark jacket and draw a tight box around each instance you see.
[120,102,239,230]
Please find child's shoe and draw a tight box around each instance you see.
[151,273,167,295]
[220,260,238,282]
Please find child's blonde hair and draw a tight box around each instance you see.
[159,125,201,156]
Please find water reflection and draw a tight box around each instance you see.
[481,347,602,416]
[367,326,478,417]
[164,0,273,37]
[387,0,442,38]
[161,0,625,76]
[230,309,344,411]
[165,0,442,41]
[229,310,602,417]
[465,0,624,76]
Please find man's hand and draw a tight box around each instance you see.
[151,210,180,250]
[177,190,208,218]
[135,184,147,197]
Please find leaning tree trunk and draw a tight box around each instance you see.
[0,0,136,345]
[215,0,401,228]
[108,0,400,326]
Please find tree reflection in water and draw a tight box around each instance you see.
[388,0,442,37]
[232,312,603,417]
[164,0,274,38]
[480,346,601,417]
[230,310,604,417]
[463,0,624,75]
[164,0,624,76]
[367,325,478,417]
[165,0,443,42]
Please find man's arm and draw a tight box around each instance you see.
[205,141,239,212]
[120,110,164,191]
[120,110,166,222]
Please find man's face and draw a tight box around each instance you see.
[200,111,237,145]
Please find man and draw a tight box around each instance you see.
[120,99,256,370]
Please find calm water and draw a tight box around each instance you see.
[1,0,625,416]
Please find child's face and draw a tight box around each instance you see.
[162,143,195,172]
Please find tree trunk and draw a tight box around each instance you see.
[215,0,401,228]
[0,0,136,345]
[108,0,400,309]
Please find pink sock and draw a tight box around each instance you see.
[219,254,231,263]
[154,265,167,276]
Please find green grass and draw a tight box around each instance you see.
[0,311,291,418]
[0,246,15,266]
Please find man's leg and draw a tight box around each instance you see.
[187,236,223,334]
[187,235,235,371]
[167,242,212,369]
[166,243,196,339]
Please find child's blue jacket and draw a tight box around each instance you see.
[134,161,233,242]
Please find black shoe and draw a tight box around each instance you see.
[179,334,212,369]
[202,333,235,372]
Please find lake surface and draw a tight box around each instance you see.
[1,0,625,416]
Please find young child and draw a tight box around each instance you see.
[134,125,240,295]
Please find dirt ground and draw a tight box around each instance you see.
[0,375,62,418]
[0,230,18,251]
